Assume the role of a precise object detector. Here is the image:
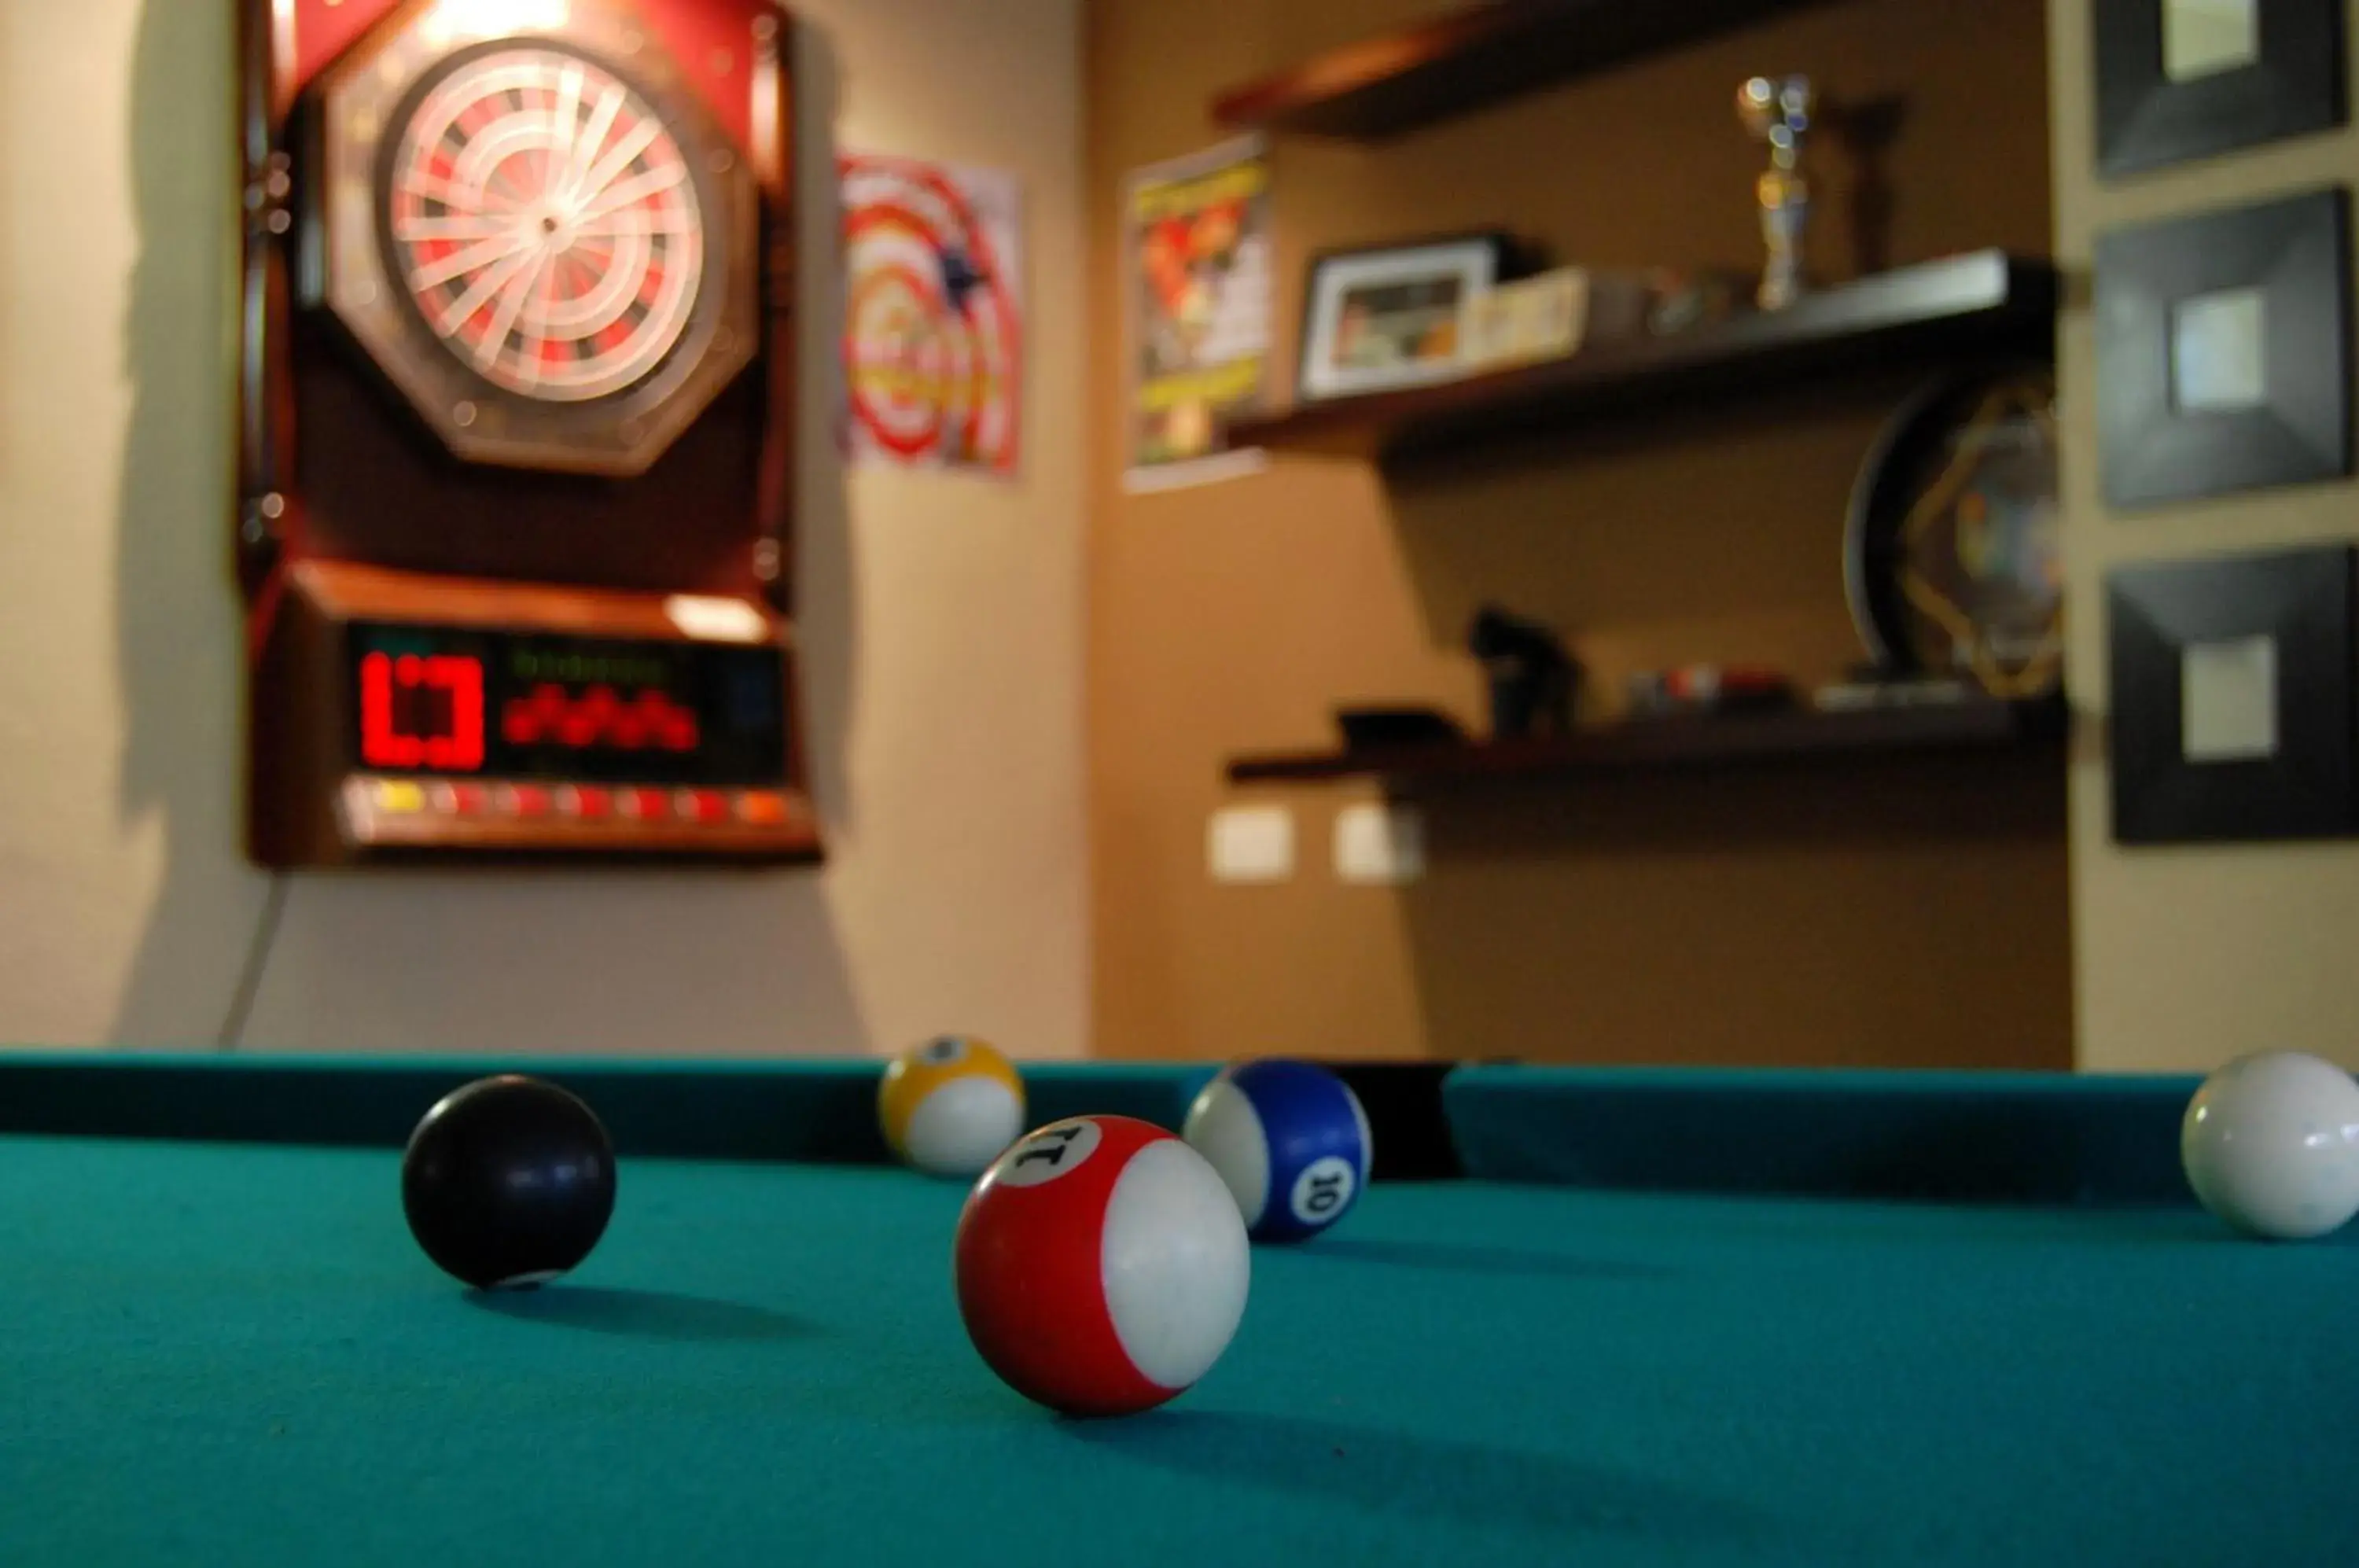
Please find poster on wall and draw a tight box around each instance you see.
[1121,135,1272,494]
[841,153,1025,477]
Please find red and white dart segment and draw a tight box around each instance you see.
[954,1116,1249,1416]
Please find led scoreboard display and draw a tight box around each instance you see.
[248,563,812,860]
[235,0,815,865]
[350,626,786,786]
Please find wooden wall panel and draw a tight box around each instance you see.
[1085,0,2070,1066]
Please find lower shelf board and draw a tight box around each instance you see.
[1224,695,2068,786]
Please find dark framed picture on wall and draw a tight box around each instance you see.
[2093,0,2347,177]
[2094,188,2353,510]
[1296,233,1525,403]
[2107,544,2357,844]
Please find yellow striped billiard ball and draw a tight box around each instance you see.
[878,1036,1026,1177]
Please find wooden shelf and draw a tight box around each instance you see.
[1227,695,2067,786]
[1213,0,1837,141]
[1229,251,2058,473]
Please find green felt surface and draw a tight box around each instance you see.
[4,1135,2354,1566]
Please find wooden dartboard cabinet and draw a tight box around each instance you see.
[236,0,818,866]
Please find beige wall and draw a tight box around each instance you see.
[2048,3,2359,1073]
[0,0,1087,1058]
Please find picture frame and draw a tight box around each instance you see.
[2093,0,2346,178]
[1296,233,1524,403]
[2107,544,2357,845]
[2093,188,2352,510]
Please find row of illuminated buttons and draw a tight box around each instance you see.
[368,778,796,828]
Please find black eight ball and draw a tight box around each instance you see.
[401,1075,616,1290]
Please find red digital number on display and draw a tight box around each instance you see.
[500,684,701,753]
[359,652,486,771]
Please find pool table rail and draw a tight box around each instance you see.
[0,1055,2208,1210]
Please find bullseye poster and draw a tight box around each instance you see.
[841,153,1024,477]
[1122,135,1272,493]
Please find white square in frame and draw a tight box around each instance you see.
[2171,285,2268,412]
[2181,634,2279,762]
[2162,0,2260,82]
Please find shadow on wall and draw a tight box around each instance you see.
[107,0,867,1057]
[793,16,859,845]
[108,0,263,1048]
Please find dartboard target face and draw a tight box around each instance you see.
[385,45,705,404]
[318,6,760,477]
[841,155,1022,475]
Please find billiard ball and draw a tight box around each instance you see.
[1183,1058,1371,1242]
[401,1075,617,1289]
[878,1035,1025,1177]
[955,1115,1249,1416]
[2182,1051,2359,1241]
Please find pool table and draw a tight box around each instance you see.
[1,1054,2352,1566]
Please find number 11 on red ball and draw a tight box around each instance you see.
[953,1117,1248,1417]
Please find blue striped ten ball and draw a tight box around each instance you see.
[1183,1058,1372,1242]
[954,1116,1249,1416]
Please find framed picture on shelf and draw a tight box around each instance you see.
[1296,233,1525,403]
[2093,0,2346,178]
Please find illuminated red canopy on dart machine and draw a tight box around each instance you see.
[236,0,816,864]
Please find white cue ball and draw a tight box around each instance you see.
[2181,1051,2359,1240]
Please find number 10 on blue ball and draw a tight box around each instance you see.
[1183,1058,1372,1242]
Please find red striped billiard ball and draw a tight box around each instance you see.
[954,1115,1250,1416]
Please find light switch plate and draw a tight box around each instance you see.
[1334,802,1425,885]
[1209,806,1294,884]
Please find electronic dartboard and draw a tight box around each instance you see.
[237,0,815,865]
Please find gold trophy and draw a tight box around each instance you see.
[1737,75,1814,311]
